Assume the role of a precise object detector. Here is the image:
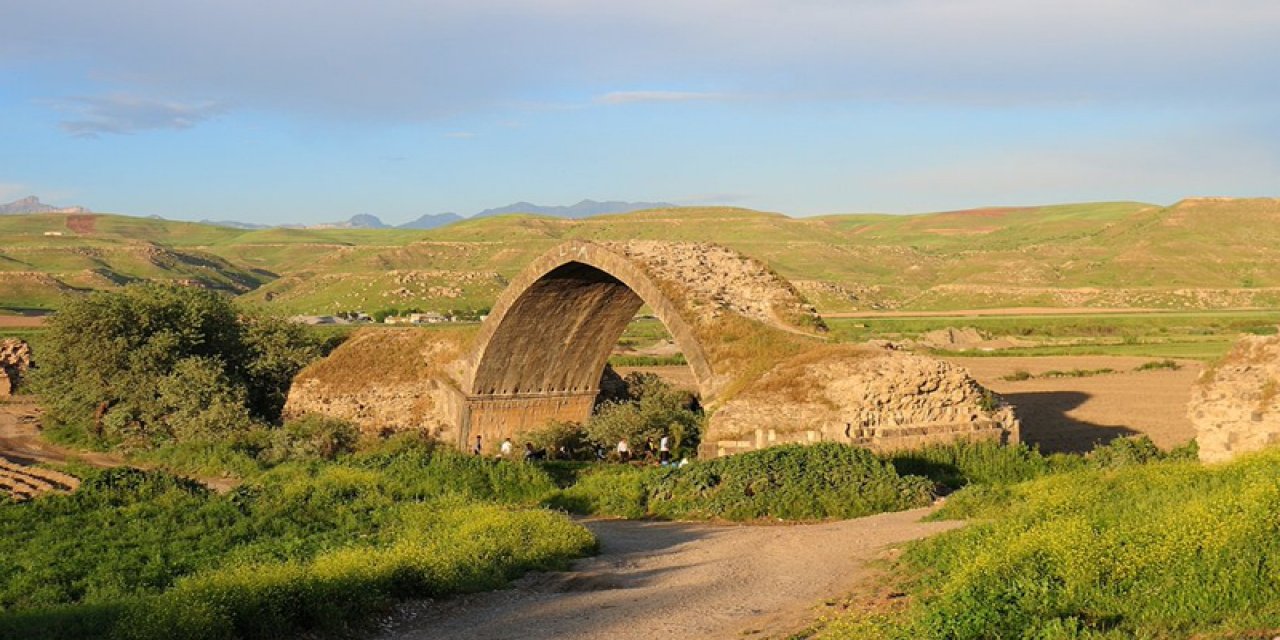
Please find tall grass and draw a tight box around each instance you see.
[0,442,592,640]
[823,446,1275,640]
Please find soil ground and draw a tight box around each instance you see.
[377,508,961,640]
[944,355,1200,452]
[0,316,46,328]
[0,397,122,468]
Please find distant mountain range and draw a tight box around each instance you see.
[5,197,676,231]
[472,199,674,219]
[0,196,90,215]
[204,200,674,231]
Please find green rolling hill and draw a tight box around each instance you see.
[3,197,1279,315]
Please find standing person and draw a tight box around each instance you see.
[644,437,656,461]
[499,437,513,459]
[471,434,483,456]
[659,434,672,465]
[617,438,630,462]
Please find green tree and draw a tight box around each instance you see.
[32,283,322,446]
[584,372,702,458]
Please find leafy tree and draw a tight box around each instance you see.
[32,284,322,446]
[583,372,702,458]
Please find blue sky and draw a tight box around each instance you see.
[2,0,1278,225]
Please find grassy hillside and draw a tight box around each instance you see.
[3,198,1280,315]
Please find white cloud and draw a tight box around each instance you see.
[7,0,1277,122]
[49,94,226,137]
[444,131,476,138]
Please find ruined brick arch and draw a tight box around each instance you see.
[455,242,716,448]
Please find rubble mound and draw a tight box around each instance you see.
[603,241,825,333]
[283,328,476,441]
[703,345,1019,456]
[0,338,34,396]
[1189,331,1280,463]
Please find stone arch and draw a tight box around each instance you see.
[454,241,716,448]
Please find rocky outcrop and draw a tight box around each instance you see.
[1189,332,1280,463]
[0,339,34,396]
[702,345,1019,456]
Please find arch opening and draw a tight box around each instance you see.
[459,249,714,449]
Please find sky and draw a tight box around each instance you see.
[2,0,1278,225]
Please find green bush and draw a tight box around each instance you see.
[889,440,1070,489]
[585,372,702,458]
[547,443,933,522]
[0,444,591,640]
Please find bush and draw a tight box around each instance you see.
[259,415,359,464]
[32,284,323,448]
[547,442,933,522]
[584,372,703,458]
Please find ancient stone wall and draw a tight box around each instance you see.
[1189,332,1280,463]
[283,327,473,444]
[702,345,1019,457]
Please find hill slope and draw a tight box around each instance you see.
[3,198,1280,314]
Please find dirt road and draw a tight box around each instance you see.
[378,508,960,640]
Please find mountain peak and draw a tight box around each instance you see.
[0,196,91,215]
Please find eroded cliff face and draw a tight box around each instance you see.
[1189,332,1280,463]
[703,345,1019,457]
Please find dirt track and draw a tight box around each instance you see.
[378,508,960,640]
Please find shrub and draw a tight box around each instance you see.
[547,442,933,522]
[584,372,702,457]
[1135,358,1182,371]
[259,415,359,464]
[520,420,590,460]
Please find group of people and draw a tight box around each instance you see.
[614,434,674,465]
[469,433,680,465]
[470,435,569,461]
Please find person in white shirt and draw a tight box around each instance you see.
[499,437,513,458]
[658,435,671,464]
[617,438,631,462]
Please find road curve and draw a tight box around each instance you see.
[376,507,961,640]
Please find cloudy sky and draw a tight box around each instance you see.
[2,0,1278,223]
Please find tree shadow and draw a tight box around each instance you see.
[1003,390,1140,454]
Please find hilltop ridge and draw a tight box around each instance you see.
[3,198,1280,315]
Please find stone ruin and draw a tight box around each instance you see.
[285,240,1019,456]
[0,338,34,397]
[704,345,1018,456]
[1189,331,1280,463]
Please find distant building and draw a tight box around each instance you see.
[409,312,447,324]
[291,315,348,325]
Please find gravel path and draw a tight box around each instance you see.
[377,508,961,640]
